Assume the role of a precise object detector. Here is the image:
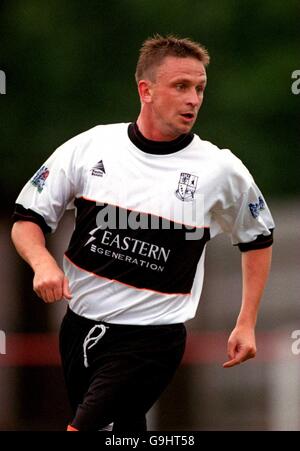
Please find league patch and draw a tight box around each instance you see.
[30,165,49,193]
[249,196,265,218]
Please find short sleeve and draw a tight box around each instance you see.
[12,137,83,233]
[210,151,275,251]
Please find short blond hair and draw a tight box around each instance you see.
[135,34,210,83]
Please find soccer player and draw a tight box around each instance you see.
[11,35,274,431]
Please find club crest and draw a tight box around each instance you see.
[175,172,198,202]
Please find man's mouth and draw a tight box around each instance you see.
[180,112,195,121]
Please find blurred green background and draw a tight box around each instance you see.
[1,0,299,208]
[0,0,299,431]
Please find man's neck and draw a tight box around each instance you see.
[136,115,180,142]
[128,123,194,155]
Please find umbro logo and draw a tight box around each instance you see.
[91,160,106,177]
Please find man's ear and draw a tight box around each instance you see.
[138,80,153,104]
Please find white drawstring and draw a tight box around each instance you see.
[83,324,108,368]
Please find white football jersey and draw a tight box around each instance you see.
[13,123,274,325]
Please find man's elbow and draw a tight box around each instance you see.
[11,221,45,246]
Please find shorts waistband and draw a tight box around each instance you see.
[65,306,184,330]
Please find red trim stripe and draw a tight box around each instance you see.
[79,195,209,230]
[64,254,192,297]
[67,425,79,431]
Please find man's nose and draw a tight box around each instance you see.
[186,89,201,107]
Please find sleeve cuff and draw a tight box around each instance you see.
[237,229,274,252]
[12,203,52,234]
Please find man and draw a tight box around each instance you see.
[11,35,274,431]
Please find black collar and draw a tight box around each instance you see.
[128,123,194,155]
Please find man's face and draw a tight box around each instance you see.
[144,56,207,140]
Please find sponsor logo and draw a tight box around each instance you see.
[90,244,165,273]
[91,160,106,177]
[249,196,265,218]
[30,165,49,192]
[87,230,171,273]
[175,172,198,202]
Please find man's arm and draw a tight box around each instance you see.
[11,221,72,303]
[223,246,272,368]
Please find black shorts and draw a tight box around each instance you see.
[59,307,186,431]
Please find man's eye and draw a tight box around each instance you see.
[176,84,185,91]
[196,86,205,94]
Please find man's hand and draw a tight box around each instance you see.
[223,325,256,368]
[33,261,72,303]
[223,247,272,368]
[11,221,73,303]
